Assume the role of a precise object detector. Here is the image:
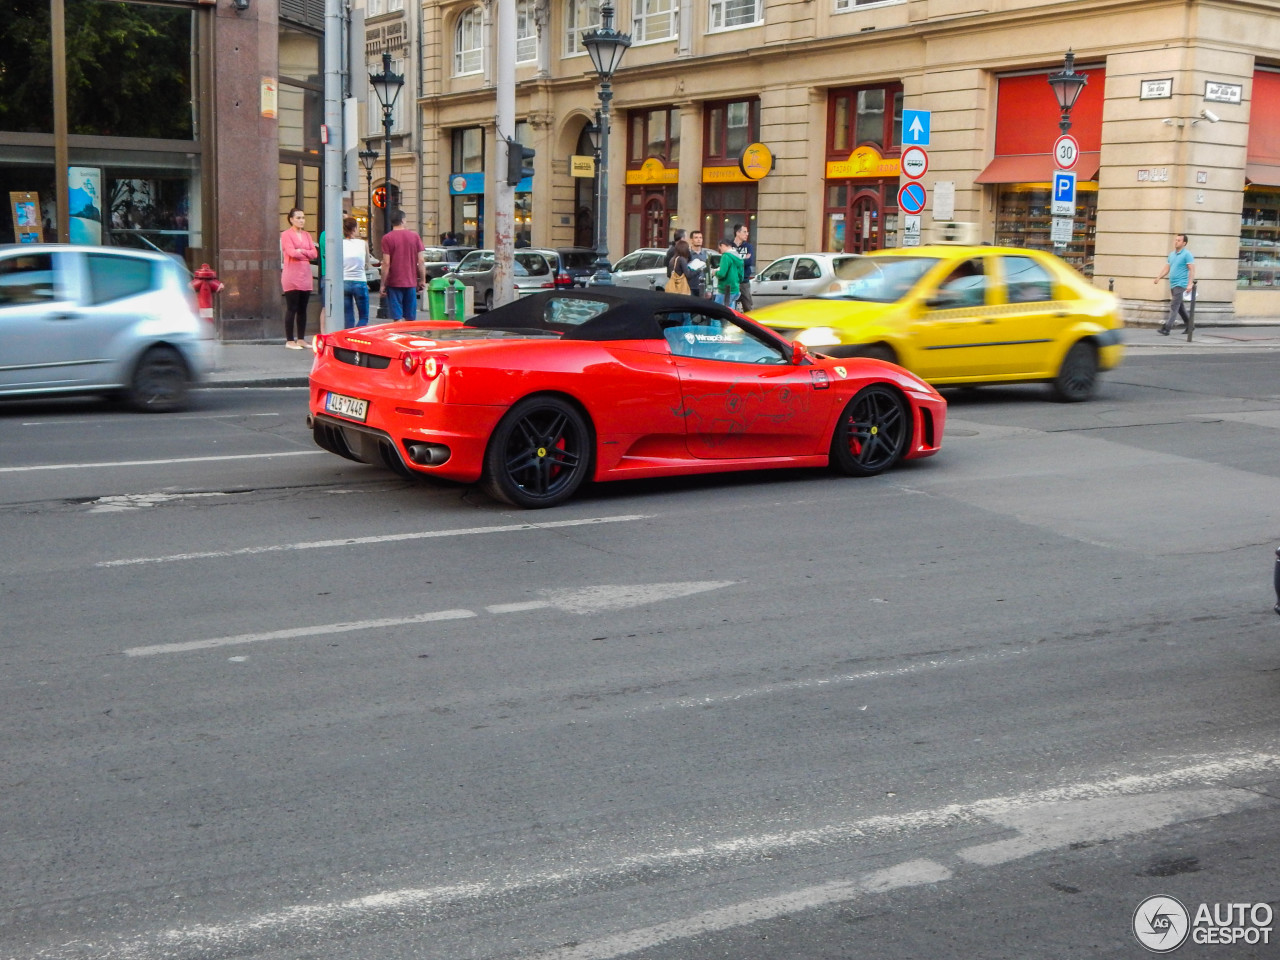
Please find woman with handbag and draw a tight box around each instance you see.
[667,239,693,296]
[280,207,318,349]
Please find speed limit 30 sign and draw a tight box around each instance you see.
[1053,134,1080,171]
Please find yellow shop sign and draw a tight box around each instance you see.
[825,145,901,179]
[625,157,679,185]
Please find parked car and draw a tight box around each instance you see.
[750,252,862,306]
[751,245,1124,402]
[553,247,602,287]
[450,248,561,310]
[594,247,720,292]
[0,244,215,411]
[308,287,947,507]
[424,245,474,279]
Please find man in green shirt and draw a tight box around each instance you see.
[715,240,744,309]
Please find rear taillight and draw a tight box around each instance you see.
[554,271,573,288]
[313,334,330,357]
[400,350,445,380]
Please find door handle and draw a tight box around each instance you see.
[51,312,79,321]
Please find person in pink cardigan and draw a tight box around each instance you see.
[280,208,319,349]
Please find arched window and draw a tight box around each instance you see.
[454,7,483,76]
[564,0,601,57]
[516,0,537,63]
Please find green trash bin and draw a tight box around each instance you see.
[427,275,450,321]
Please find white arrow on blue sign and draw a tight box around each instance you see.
[902,109,931,146]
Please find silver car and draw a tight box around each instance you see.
[749,252,863,306]
[594,247,720,292]
[0,244,215,411]
[451,248,561,311]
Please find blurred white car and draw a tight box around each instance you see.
[0,244,215,411]
[750,252,862,306]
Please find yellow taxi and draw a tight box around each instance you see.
[750,245,1124,401]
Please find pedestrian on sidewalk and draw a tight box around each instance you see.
[1154,232,1196,335]
[341,216,374,328]
[686,230,711,298]
[714,239,744,309]
[380,210,426,321]
[730,223,756,312]
[279,207,318,348]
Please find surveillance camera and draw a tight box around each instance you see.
[1200,108,1220,123]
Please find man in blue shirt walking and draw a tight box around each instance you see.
[1154,233,1196,335]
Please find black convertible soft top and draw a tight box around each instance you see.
[463,287,743,342]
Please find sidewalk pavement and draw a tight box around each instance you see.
[201,324,1280,390]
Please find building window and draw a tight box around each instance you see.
[632,0,676,43]
[564,0,601,56]
[705,99,759,162]
[452,127,484,174]
[628,107,679,165]
[367,0,384,16]
[828,83,903,155]
[387,0,403,10]
[454,7,483,76]
[709,0,761,31]
[516,0,536,63]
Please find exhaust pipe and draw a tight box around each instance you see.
[406,442,451,466]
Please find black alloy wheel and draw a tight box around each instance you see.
[829,384,909,477]
[481,396,592,508]
[126,346,190,412]
[1052,340,1098,402]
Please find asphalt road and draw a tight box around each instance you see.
[2,351,1279,960]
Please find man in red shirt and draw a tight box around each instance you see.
[380,210,426,321]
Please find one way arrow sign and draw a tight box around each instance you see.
[902,109,931,146]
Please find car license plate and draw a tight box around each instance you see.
[325,391,369,422]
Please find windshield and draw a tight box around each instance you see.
[822,256,939,303]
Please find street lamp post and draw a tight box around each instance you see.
[1047,49,1087,135]
[368,51,404,237]
[582,3,631,285]
[359,143,379,220]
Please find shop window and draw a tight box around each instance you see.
[564,0,601,56]
[633,0,676,43]
[280,28,321,84]
[0,0,54,133]
[1239,188,1280,288]
[709,0,761,30]
[705,100,759,162]
[454,7,483,76]
[828,84,903,156]
[994,185,1096,276]
[516,0,536,63]
[65,0,195,140]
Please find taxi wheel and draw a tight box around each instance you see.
[859,343,897,364]
[126,346,190,412]
[482,396,593,508]
[1052,340,1098,402]
[829,384,909,477]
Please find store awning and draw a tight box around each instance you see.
[974,152,1100,184]
[1245,162,1280,186]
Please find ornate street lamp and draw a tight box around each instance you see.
[369,51,404,236]
[358,143,379,227]
[1047,49,1088,135]
[582,3,631,284]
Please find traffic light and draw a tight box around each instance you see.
[506,138,535,186]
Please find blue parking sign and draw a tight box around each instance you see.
[1051,169,1076,215]
[902,109,931,146]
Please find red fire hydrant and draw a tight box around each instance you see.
[191,263,224,324]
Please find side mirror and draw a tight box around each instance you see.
[791,341,809,365]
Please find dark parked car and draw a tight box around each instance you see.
[424,246,475,279]
[554,247,601,287]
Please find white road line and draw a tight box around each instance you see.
[125,609,476,656]
[98,514,652,567]
[124,580,731,657]
[53,752,1279,960]
[0,450,322,473]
